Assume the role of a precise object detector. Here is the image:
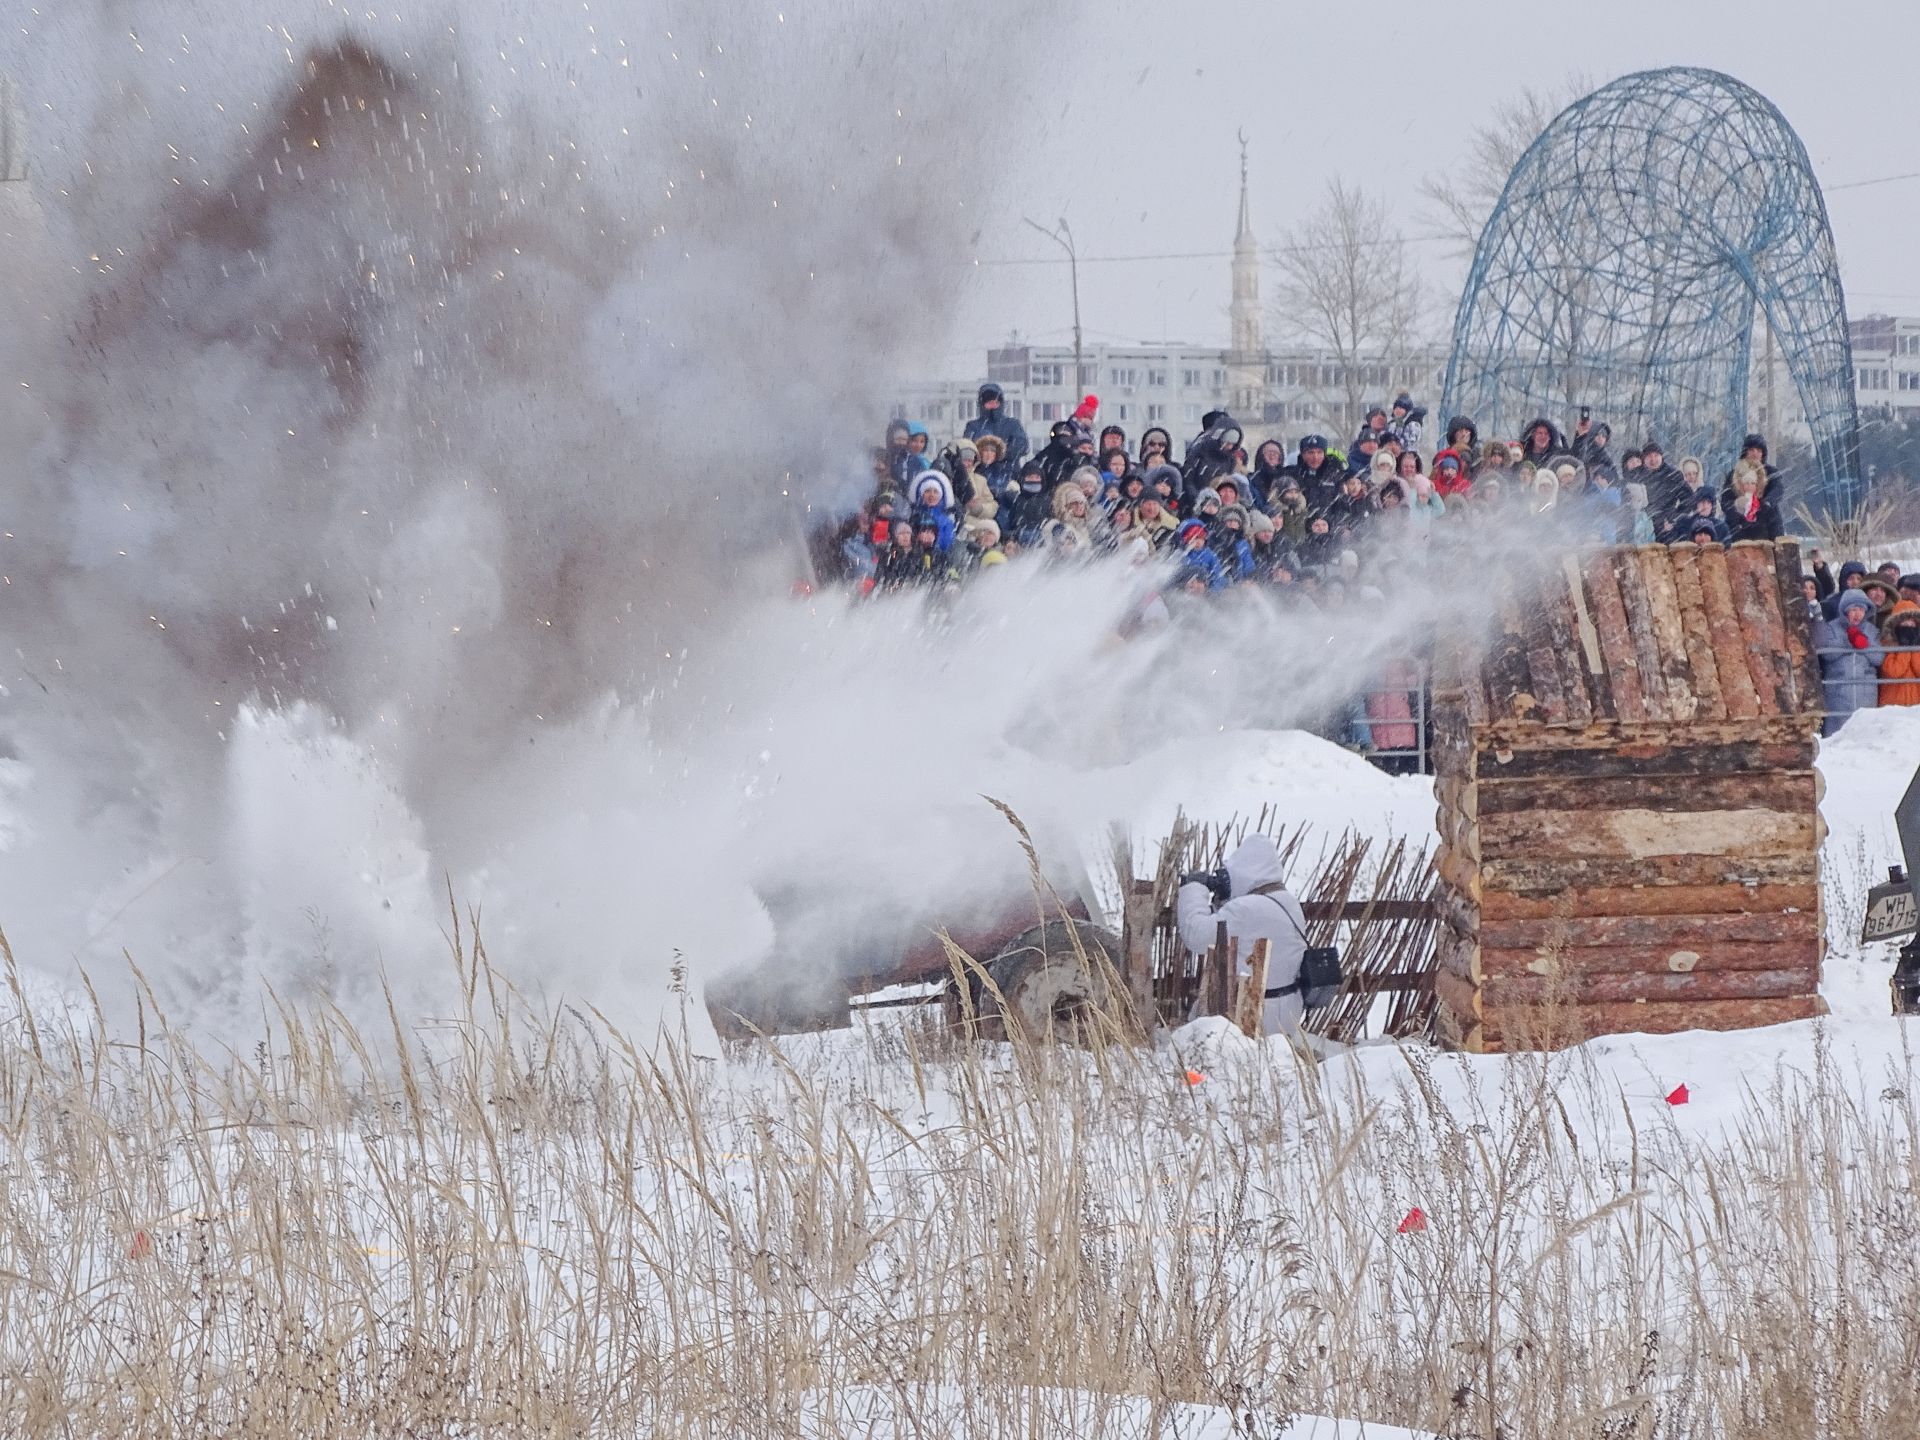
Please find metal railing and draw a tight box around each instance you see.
[1341,660,1432,775]
[1813,643,1920,703]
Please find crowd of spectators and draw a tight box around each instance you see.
[830,384,1920,739]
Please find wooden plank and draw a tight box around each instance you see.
[1667,545,1728,722]
[1520,585,1569,724]
[1770,540,1821,715]
[1560,552,1612,722]
[1478,806,1817,860]
[1471,736,1814,778]
[1483,967,1819,1007]
[1480,883,1821,921]
[1544,571,1595,728]
[1584,550,1645,722]
[1481,852,1819,894]
[1639,546,1698,723]
[1479,939,1821,977]
[1480,995,1824,1048]
[1726,543,1785,717]
[1472,722,1814,763]
[1480,910,1820,951]
[1612,549,1672,721]
[1696,545,1762,720]
[1477,772,1818,816]
[1483,581,1538,724]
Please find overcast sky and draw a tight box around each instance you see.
[919,0,1920,377]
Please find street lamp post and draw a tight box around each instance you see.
[1024,216,1082,393]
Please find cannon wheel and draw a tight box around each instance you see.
[983,920,1124,1042]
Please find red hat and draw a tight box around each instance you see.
[1072,393,1100,423]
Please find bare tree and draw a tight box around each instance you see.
[1268,179,1428,441]
[1422,79,1593,253]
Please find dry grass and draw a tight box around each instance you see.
[2,912,1919,1438]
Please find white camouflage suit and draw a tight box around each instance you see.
[1176,835,1310,1035]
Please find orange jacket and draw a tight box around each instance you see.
[1882,601,1920,706]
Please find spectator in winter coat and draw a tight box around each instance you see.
[1355,406,1391,451]
[1902,575,1920,604]
[938,437,980,512]
[959,517,1007,572]
[1297,514,1338,571]
[883,419,923,491]
[1639,442,1689,541]
[1387,393,1425,451]
[1404,473,1447,532]
[1881,601,1920,706]
[1861,575,1901,628]
[905,423,934,470]
[1099,424,1128,461]
[1347,432,1384,479]
[1581,468,1631,544]
[1475,441,1513,483]
[1443,415,1479,463]
[1245,509,1282,580]
[1248,439,1288,509]
[963,383,1029,467]
[1175,520,1227,588]
[1269,479,1311,545]
[1139,426,1175,468]
[1518,417,1566,469]
[1176,835,1311,1035]
[1572,417,1613,473]
[1823,560,1870,620]
[1211,505,1256,581]
[1430,449,1472,500]
[836,515,878,590]
[1135,493,1179,548]
[973,432,1014,503]
[1725,433,1785,515]
[1182,419,1244,499]
[1284,436,1347,516]
[1723,459,1783,542]
[1324,473,1374,538]
[1007,462,1052,546]
[911,474,957,553]
[1817,590,1885,734]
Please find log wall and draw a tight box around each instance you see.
[1431,542,1826,1053]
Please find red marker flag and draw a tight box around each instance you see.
[1397,1207,1427,1234]
[1666,1084,1689,1106]
[1183,1070,1207,1087]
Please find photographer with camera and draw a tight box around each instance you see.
[1178,834,1326,1036]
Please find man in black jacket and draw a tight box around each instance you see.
[1722,432,1786,516]
[1282,435,1346,516]
[1639,440,1689,542]
[962,383,1030,468]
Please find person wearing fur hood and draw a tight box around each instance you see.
[1430,448,1472,500]
[1723,457,1783,542]
[910,471,957,552]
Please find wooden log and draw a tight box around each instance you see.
[1436,885,1480,940]
[1481,852,1819,894]
[1204,924,1234,1018]
[1584,550,1647,721]
[1479,939,1821,979]
[1483,966,1819,1007]
[1695,545,1762,719]
[1543,571,1595,728]
[1432,967,1482,1027]
[1479,883,1821,921]
[1770,540,1822,714]
[1470,736,1814,779]
[1639,546,1698,723]
[1726,543,1785,716]
[1484,581,1539,723]
[1520,588,1569,724]
[1560,553,1611,722]
[1612,549,1673,720]
[1122,878,1160,1031]
[1474,715,1814,752]
[1480,995,1824,1048]
[1433,846,1483,905]
[1477,806,1817,861]
[1667,546,1728,722]
[1476,772,1818,816]
[1479,910,1820,951]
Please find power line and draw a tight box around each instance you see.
[1825,169,1920,193]
[971,231,1461,268]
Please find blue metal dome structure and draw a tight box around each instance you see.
[1443,68,1861,511]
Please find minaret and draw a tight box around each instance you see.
[1227,131,1265,417]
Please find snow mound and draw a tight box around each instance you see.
[796,1385,1424,1439]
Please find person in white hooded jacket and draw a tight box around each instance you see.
[1177,835,1310,1035]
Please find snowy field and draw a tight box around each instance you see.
[0,709,1916,1436]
